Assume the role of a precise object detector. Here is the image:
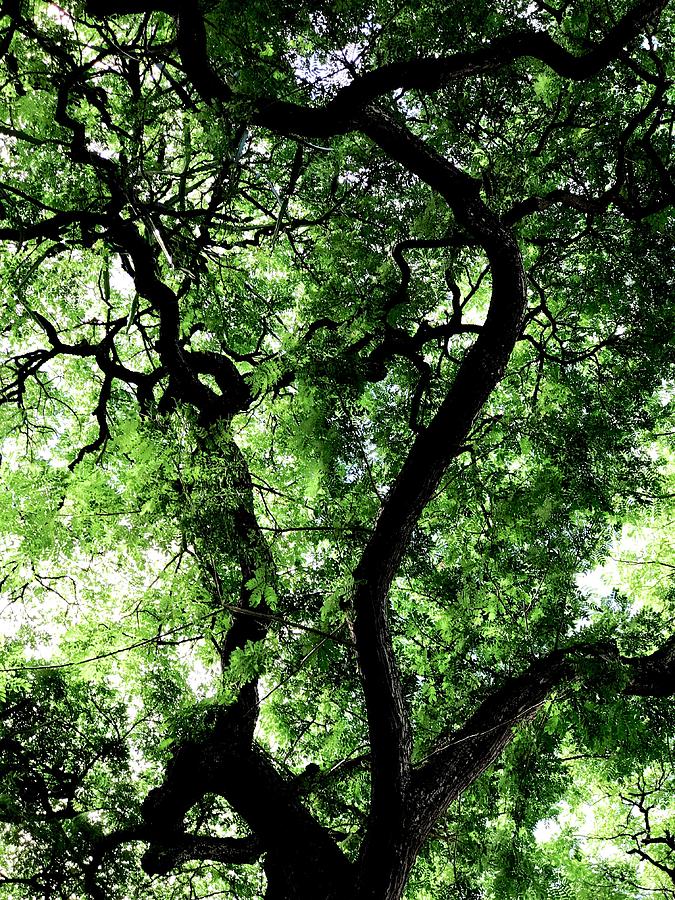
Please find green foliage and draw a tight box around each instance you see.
[0,0,674,898]
[0,671,138,899]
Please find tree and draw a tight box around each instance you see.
[0,0,674,897]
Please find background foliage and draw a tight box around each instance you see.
[0,0,674,897]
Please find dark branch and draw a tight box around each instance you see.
[142,833,263,875]
[254,0,669,137]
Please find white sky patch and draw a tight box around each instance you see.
[534,815,562,843]
[0,540,181,661]
[88,140,117,161]
[535,800,623,860]
[46,2,75,30]
[176,641,218,696]
[289,41,367,93]
[524,3,547,29]
[576,516,674,621]
[575,567,614,602]
[658,381,675,406]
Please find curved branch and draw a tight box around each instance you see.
[254,0,669,137]
[68,371,112,470]
[142,833,263,875]
[408,635,675,849]
[142,737,354,893]
[412,651,571,821]
[331,107,528,898]
[86,0,668,139]
[623,634,675,695]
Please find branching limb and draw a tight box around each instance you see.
[253,0,669,137]
[85,0,668,139]
[141,833,263,875]
[407,635,675,852]
[68,371,113,470]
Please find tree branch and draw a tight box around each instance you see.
[408,635,675,849]
[86,0,668,139]
[142,833,263,875]
[254,0,669,137]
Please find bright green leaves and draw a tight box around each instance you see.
[533,71,560,110]
[14,90,55,134]
[229,637,269,684]
[245,565,278,609]
[0,1,673,898]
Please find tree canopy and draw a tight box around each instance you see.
[0,1,674,898]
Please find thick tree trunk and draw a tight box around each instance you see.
[264,854,356,900]
[355,822,424,900]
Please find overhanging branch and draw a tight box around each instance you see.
[142,833,263,875]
